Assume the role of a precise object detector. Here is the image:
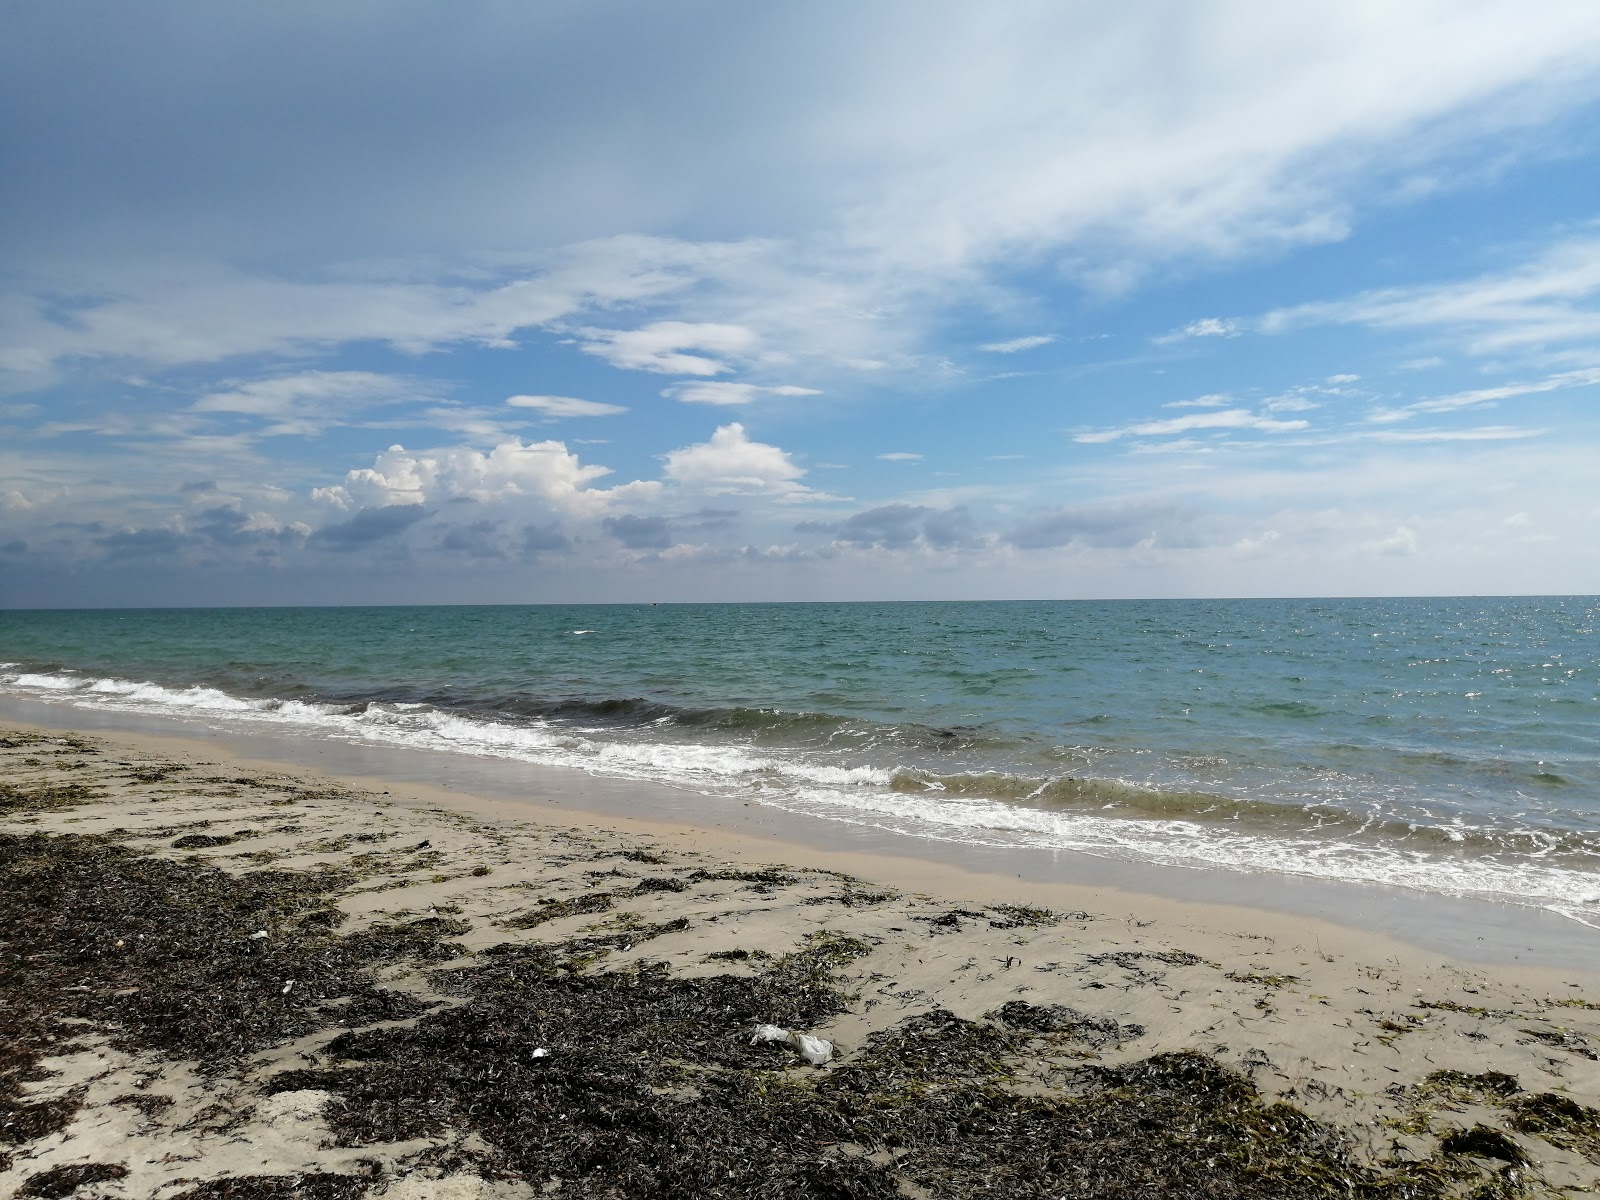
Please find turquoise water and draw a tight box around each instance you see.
[3,598,1598,919]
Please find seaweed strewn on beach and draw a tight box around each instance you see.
[3,726,1598,1200]
[0,829,464,1116]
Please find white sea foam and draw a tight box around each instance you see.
[3,665,1598,917]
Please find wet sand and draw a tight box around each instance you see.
[3,719,1599,1199]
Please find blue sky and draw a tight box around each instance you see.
[4,1,1600,605]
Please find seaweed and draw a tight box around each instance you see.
[173,832,244,850]
[264,931,881,1196]
[503,891,616,928]
[705,948,772,963]
[989,1000,1145,1046]
[17,1162,130,1198]
[0,780,106,814]
[1505,1092,1600,1161]
[0,831,466,1087]
[1437,1125,1526,1164]
[1415,999,1508,1019]
[1088,949,1210,969]
[988,903,1064,928]
[1227,970,1303,987]
[1517,1027,1597,1059]
[168,1172,374,1199]
[687,866,798,886]
[1416,1070,1523,1107]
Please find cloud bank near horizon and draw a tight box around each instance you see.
[3,1,1600,605]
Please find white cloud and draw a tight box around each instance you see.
[1363,525,1418,556]
[661,423,824,501]
[980,335,1055,353]
[1263,396,1321,413]
[506,394,629,417]
[1367,368,1600,423]
[341,438,659,516]
[1327,373,1361,383]
[1155,318,1240,344]
[1163,393,1232,408]
[1364,425,1544,442]
[877,451,923,461]
[661,382,821,406]
[0,236,746,388]
[576,321,757,375]
[1262,234,1600,357]
[1076,408,1311,443]
[10,8,1600,402]
[192,371,429,436]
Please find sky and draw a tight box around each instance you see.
[4,1,1600,606]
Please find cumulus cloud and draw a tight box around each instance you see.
[97,527,187,559]
[800,504,981,551]
[876,451,923,461]
[980,335,1055,353]
[310,503,429,549]
[339,438,660,515]
[660,382,821,406]
[505,394,628,417]
[661,423,823,501]
[190,503,306,547]
[1163,393,1232,409]
[1075,409,1310,443]
[1008,501,1205,550]
[576,321,757,375]
[603,514,673,549]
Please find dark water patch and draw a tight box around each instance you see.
[1246,700,1328,720]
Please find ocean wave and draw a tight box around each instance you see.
[3,664,1598,915]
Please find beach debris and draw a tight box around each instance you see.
[531,1047,550,1058]
[750,1022,834,1065]
[249,930,270,940]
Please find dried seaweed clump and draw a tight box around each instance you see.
[0,780,106,814]
[988,1000,1144,1047]
[505,876,699,929]
[17,1161,129,1198]
[1506,1092,1600,1162]
[988,903,1063,928]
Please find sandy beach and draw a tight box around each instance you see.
[4,719,1599,1199]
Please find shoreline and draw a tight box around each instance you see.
[2,695,1596,970]
[3,718,1600,1197]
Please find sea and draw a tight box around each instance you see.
[2,598,1597,925]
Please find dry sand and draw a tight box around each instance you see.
[3,720,1599,1199]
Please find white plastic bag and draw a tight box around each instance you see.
[749,1023,834,1065]
[788,1032,833,1066]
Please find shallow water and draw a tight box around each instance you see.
[3,598,1598,921]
